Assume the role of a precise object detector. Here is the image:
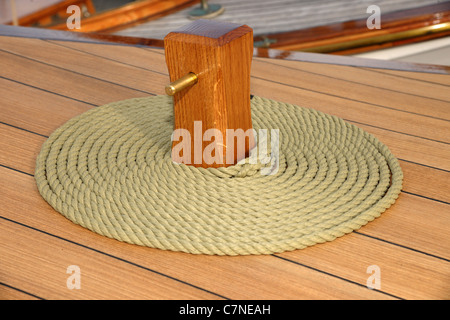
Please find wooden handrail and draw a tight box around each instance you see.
[6,1,449,56]
[49,0,200,33]
[6,0,199,34]
[6,0,95,27]
[253,3,450,55]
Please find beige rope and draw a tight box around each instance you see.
[34,95,403,255]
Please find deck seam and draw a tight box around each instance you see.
[251,75,450,123]
[0,164,34,177]
[39,40,450,122]
[398,159,450,173]
[360,67,450,87]
[0,120,49,138]
[401,191,450,205]
[2,72,448,148]
[0,215,404,300]
[0,281,45,300]
[46,40,168,76]
[0,163,448,263]
[0,33,448,301]
[2,41,449,144]
[255,58,450,104]
[0,215,231,300]
[342,118,450,145]
[0,75,98,107]
[0,49,156,96]
[354,232,450,263]
[271,255,404,300]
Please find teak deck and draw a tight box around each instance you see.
[0,29,449,300]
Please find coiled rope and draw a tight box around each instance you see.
[35,95,403,255]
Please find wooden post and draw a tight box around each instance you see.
[164,19,255,168]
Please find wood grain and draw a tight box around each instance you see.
[279,233,450,300]
[0,168,395,300]
[366,67,450,86]
[259,58,450,108]
[0,284,41,300]
[164,21,254,167]
[1,212,218,300]
[0,35,449,300]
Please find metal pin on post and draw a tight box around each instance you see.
[165,72,198,96]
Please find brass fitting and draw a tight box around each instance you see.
[165,72,198,96]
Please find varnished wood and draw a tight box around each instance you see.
[164,20,254,167]
[6,0,96,27]
[296,22,450,54]
[0,30,449,300]
[6,0,199,34]
[253,3,450,54]
[1,24,449,75]
[51,0,199,33]
[4,1,449,54]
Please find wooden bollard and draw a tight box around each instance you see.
[164,19,255,168]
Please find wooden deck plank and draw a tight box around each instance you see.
[0,167,393,300]
[0,77,93,136]
[358,192,449,260]
[261,58,450,103]
[0,283,41,300]
[251,58,450,121]
[48,39,168,72]
[45,40,450,121]
[278,233,450,300]
[1,125,448,298]
[1,37,448,145]
[2,83,448,174]
[0,216,219,300]
[1,165,448,299]
[0,50,148,107]
[0,125,46,175]
[399,161,449,203]
[365,68,450,86]
[1,41,449,171]
[0,37,167,95]
[249,77,450,144]
[1,34,449,300]
[353,123,450,171]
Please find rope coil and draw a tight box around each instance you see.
[35,95,403,255]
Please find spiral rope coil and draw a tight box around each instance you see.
[35,95,403,255]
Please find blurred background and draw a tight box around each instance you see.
[1,0,449,65]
